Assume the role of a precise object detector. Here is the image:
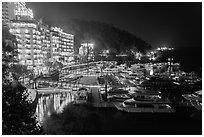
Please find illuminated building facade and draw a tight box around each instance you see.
[2,2,16,25]
[38,20,51,65]
[50,27,74,65]
[2,2,33,25]
[14,2,33,20]
[9,20,44,70]
[79,43,94,62]
[4,2,75,71]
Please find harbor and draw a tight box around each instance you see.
[33,62,202,134]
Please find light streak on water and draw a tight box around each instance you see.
[35,92,76,124]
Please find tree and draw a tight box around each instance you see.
[53,60,63,69]
[44,60,53,73]
[12,64,31,80]
[2,83,43,134]
[2,27,18,85]
[2,27,44,134]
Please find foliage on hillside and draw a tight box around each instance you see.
[61,19,152,54]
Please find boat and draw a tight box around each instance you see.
[74,87,89,104]
[191,101,202,110]
[130,92,161,101]
[182,90,202,110]
[114,99,175,113]
[108,94,132,102]
[134,85,161,95]
[131,94,171,104]
[182,90,202,102]
[108,88,129,95]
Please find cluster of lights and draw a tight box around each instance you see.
[8,3,75,68]
[51,27,63,32]
[51,26,74,64]
[79,43,94,61]
[51,27,74,42]
[145,46,175,61]
[157,47,174,51]
[11,22,37,28]
[61,31,74,38]
[100,50,110,57]
[81,43,94,49]
[15,9,33,19]
[15,2,33,19]
[150,57,156,61]
[134,52,142,60]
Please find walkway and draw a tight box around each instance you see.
[90,87,102,107]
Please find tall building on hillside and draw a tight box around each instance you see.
[50,27,74,65]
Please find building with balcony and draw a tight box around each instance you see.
[14,2,33,20]
[9,20,44,70]
[50,27,74,65]
[4,2,75,72]
[2,2,33,26]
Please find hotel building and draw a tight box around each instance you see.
[50,27,74,65]
[3,2,75,73]
[6,2,45,72]
[9,20,43,70]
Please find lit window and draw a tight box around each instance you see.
[25,29,29,33]
[16,29,20,33]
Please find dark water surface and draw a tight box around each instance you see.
[35,92,201,135]
[96,107,201,135]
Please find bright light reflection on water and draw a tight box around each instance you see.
[35,92,75,123]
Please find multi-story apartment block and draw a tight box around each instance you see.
[3,2,75,72]
[50,27,74,65]
[9,20,44,70]
[5,2,46,73]
[2,2,33,25]
[38,20,51,64]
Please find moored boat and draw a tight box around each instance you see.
[114,99,175,113]
[182,90,202,102]
[108,94,132,102]
[182,90,202,110]
[74,87,89,104]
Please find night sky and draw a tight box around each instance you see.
[27,2,202,49]
[27,2,202,73]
